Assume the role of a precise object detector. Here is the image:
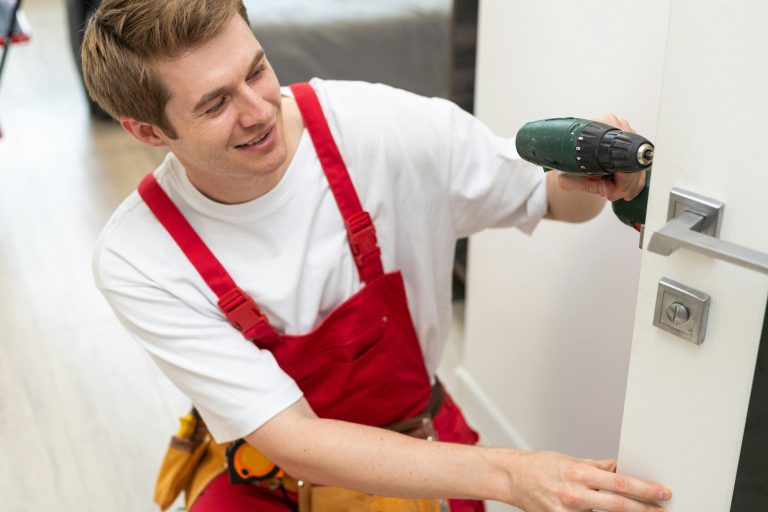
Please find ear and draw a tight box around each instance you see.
[120,118,170,148]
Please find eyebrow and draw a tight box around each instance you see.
[192,50,265,113]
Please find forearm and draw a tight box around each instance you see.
[246,399,517,503]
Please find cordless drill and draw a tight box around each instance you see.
[515,117,653,231]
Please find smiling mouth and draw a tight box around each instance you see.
[236,126,273,148]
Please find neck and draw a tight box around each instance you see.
[187,166,287,205]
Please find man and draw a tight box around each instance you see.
[83,1,670,511]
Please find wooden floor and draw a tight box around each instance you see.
[0,1,188,510]
[0,1,467,511]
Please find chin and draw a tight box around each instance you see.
[247,159,286,178]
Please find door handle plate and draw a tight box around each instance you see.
[654,277,711,344]
[648,188,768,275]
[665,188,723,237]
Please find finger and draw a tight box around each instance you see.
[589,470,672,504]
[593,113,621,128]
[603,180,621,202]
[610,171,645,201]
[602,179,631,202]
[557,173,607,197]
[593,113,635,133]
[616,115,635,133]
[584,489,668,512]
[589,458,618,473]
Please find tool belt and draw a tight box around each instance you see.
[154,380,448,512]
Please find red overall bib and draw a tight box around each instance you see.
[138,83,482,512]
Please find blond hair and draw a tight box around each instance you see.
[81,0,248,138]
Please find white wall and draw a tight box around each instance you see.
[454,0,671,465]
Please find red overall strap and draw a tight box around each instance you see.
[290,82,384,284]
[137,173,277,341]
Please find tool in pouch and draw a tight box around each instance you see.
[226,439,300,511]
[154,408,298,510]
[154,409,211,510]
[226,438,288,488]
[515,117,654,232]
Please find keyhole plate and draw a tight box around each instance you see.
[653,277,711,345]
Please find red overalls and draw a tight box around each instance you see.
[138,83,482,512]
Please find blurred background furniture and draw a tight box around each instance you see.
[243,0,452,98]
[448,0,478,114]
[66,0,457,114]
[65,0,104,117]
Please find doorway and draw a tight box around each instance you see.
[730,296,768,510]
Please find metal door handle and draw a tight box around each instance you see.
[648,188,768,275]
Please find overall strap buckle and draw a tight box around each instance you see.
[218,288,273,340]
[345,212,384,282]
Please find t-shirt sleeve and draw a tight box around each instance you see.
[442,100,548,238]
[319,80,547,240]
[93,213,303,443]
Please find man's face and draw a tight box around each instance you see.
[153,15,287,194]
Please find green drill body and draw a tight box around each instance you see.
[515,117,653,230]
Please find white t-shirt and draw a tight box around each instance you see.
[94,79,547,442]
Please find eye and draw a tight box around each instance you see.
[206,96,227,115]
[248,65,266,81]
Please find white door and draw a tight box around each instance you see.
[616,1,768,510]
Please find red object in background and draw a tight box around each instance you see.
[0,31,29,46]
[1,0,30,139]
[0,1,30,47]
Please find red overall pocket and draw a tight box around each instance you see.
[259,273,432,427]
[293,315,390,384]
[297,315,404,425]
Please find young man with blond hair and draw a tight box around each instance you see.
[83,1,669,511]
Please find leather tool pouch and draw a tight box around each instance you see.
[154,410,210,511]
[154,409,231,511]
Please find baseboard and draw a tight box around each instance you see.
[450,366,531,451]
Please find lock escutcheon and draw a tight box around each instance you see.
[654,278,711,345]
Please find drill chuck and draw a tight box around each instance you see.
[637,143,654,166]
[515,117,654,176]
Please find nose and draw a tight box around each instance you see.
[236,84,272,128]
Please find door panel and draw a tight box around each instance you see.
[617,1,768,510]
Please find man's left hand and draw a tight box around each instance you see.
[556,113,647,202]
